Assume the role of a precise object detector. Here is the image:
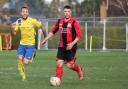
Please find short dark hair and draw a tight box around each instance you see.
[63,5,72,10]
[21,6,29,11]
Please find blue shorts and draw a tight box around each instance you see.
[17,44,36,60]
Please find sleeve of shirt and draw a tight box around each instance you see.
[74,20,82,39]
[50,19,60,34]
[32,19,42,29]
[14,20,19,31]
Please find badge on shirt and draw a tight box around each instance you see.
[67,23,71,27]
[18,19,22,25]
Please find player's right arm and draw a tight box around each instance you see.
[41,32,54,45]
[11,20,19,36]
[10,23,16,35]
[41,19,60,45]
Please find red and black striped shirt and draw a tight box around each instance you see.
[50,17,82,49]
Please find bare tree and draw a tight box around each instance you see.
[49,0,63,18]
[108,0,128,16]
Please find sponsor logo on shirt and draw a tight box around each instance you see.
[62,27,70,33]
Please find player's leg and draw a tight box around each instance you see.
[66,59,83,80]
[24,45,36,65]
[66,49,84,80]
[56,59,64,79]
[19,45,35,80]
[17,44,26,81]
[56,47,65,79]
[17,55,26,81]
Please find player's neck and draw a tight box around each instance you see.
[64,17,71,22]
[21,17,28,20]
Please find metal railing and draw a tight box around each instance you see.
[39,18,128,51]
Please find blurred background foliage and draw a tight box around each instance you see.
[0,0,128,18]
[0,0,128,49]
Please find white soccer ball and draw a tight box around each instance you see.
[50,77,61,86]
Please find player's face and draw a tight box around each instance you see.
[64,8,72,19]
[20,8,29,20]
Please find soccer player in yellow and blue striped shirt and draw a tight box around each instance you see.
[12,6,46,81]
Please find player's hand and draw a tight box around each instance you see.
[41,40,46,45]
[66,43,73,50]
[10,23,15,29]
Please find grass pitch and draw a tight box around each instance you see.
[0,50,128,89]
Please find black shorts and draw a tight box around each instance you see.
[57,47,77,62]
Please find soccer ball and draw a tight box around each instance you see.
[49,77,61,86]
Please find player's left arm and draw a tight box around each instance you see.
[40,24,46,38]
[33,19,46,38]
[72,20,82,44]
[66,20,82,50]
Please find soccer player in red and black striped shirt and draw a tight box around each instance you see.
[41,5,83,80]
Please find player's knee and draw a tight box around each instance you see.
[56,59,64,67]
[18,55,24,62]
[66,60,75,69]
[66,63,72,68]
[24,62,29,65]
[24,61,30,65]
[24,59,31,65]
